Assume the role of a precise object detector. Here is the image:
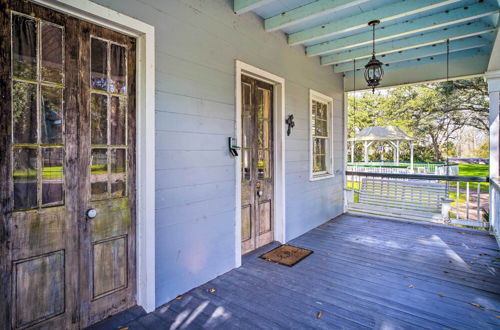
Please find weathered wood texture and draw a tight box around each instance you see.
[0,0,12,328]
[98,214,500,329]
[78,21,137,328]
[241,75,274,255]
[0,2,137,328]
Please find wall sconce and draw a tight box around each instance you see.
[286,114,295,136]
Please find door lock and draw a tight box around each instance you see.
[86,208,97,219]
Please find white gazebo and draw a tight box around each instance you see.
[348,126,416,168]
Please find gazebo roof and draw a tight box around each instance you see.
[348,126,415,142]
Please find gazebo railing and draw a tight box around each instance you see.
[346,162,459,175]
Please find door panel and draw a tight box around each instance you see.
[79,23,136,328]
[0,2,136,329]
[241,76,274,255]
[4,4,75,329]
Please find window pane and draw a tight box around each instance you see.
[13,148,38,210]
[91,93,108,145]
[314,155,326,173]
[41,86,63,144]
[111,149,126,198]
[91,149,108,200]
[110,44,127,94]
[314,138,325,155]
[41,23,63,83]
[91,38,108,91]
[13,81,37,144]
[42,148,63,205]
[12,15,37,79]
[110,96,126,145]
[320,103,328,120]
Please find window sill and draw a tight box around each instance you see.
[309,173,334,182]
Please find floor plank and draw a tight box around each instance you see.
[90,214,500,329]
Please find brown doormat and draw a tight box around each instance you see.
[259,244,313,267]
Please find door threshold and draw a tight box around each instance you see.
[84,306,146,330]
[241,241,281,264]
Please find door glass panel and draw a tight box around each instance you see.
[257,150,270,179]
[41,23,63,83]
[13,148,38,210]
[90,37,129,201]
[259,120,269,149]
[41,86,63,144]
[110,96,126,145]
[12,15,37,80]
[12,81,37,144]
[261,89,271,120]
[11,15,65,211]
[91,38,108,91]
[42,148,63,205]
[91,93,108,145]
[110,44,126,94]
[91,149,108,200]
[242,148,250,181]
[111,149,126,198]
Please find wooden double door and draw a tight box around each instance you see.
[241,75,274,254]
[0,1,137,329]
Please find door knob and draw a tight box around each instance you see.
[86,208,97,219]
[257,190,263,197]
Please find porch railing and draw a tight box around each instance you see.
[490,178,500,241]
[347,162,460,175]
[346,171,490,229]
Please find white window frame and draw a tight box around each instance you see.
[309,89,334,181]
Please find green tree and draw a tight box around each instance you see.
[348,78,488,162]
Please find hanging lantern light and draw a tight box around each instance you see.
[364,20,384,93]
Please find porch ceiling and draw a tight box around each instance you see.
[234,0,500,90]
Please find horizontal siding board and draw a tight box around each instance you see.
[156,166,234,190]
[156,92,235,120]
[156,131,228,151]
[155,112,234,135]
[155,150,233,170]
[155,180,235,209]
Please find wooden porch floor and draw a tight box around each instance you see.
[90,214,500,329]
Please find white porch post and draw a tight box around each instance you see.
[363,141,372,164]
[486,71,500,179]
[396,140,400,165]
[410,143,414,172]
[351,142,355,163]
[485,70,500,238]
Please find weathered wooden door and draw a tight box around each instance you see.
[241,75,274,255]
[0,1,136,329]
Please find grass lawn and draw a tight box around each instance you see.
[456,164,489,193]
[459,164,489,177]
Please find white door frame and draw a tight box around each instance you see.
[32,0,156,312]
[235,60,286,267]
